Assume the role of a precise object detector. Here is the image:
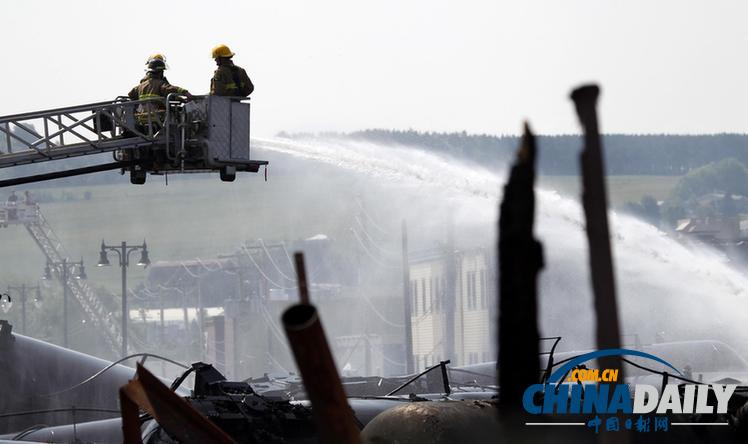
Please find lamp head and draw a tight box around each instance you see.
[33,287,42,308]
[137,246,151,267]
[76,260,87,280]
[97,241,111,267]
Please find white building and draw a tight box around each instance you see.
[408,247,495,371]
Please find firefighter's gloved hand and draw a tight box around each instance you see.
[183,92,194,102]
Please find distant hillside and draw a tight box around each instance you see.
[279,130,748,177]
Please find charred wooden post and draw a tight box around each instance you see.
[283,253,361,444]
[570,85,625,379]
[498,123,543,410]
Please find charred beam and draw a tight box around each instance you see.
[570,84,625,378]
[118,364,236,444]
[498,123,543,409]
[119,386,143,444]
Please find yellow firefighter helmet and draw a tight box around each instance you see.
[144,53,168,71]
[211,44,235,59]
[145,53,166,64]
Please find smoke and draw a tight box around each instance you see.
[4,133,747,378]
[254,136,748,358]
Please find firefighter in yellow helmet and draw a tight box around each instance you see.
[210,44,254,97]
[146,53,166,66]
[128,55,192,129]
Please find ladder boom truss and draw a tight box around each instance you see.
[0,97,158,168]
[0,95,267,185]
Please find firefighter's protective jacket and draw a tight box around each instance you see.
[210,59,254,97]
[128,73,189,124]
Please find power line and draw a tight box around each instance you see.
[194,257,222,272]
[354,214,399,258]
[356,198,390,235]
[280,241,296,269]
[360,294,404,328]
[258,239,296,282]
[349,227,399,269]
[241,245,298,290]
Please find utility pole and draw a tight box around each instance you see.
[159,289,165,376]
[121,245,126,354]
[180,285,190,362]
[197,278,205,361]
[43,258,86,348]
[444,214,457,363]
[7,284,41,335]
[62,260,69,346]
[401,220,414,373]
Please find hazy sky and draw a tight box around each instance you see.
[2,1,748,136]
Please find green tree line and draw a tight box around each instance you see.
[343,130,748,176]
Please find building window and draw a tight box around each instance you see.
[473,271,478,309]
[421,278,427,314]
[468,352,479,364]
[434,277,441,312]
[411,280,418,316]
[429,277,434,313]
[479,269,487,309]
[467,271,477,310]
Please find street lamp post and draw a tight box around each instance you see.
[43,258,86,348]
[6,284,41,335]
[97,239,150,357]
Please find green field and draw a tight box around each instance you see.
[539,175,681,207]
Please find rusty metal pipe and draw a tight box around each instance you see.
[282,303,361,444]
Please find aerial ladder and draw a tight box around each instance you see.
[0,95,266,352]
[0,95,267,186]
[1,200,122,354]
